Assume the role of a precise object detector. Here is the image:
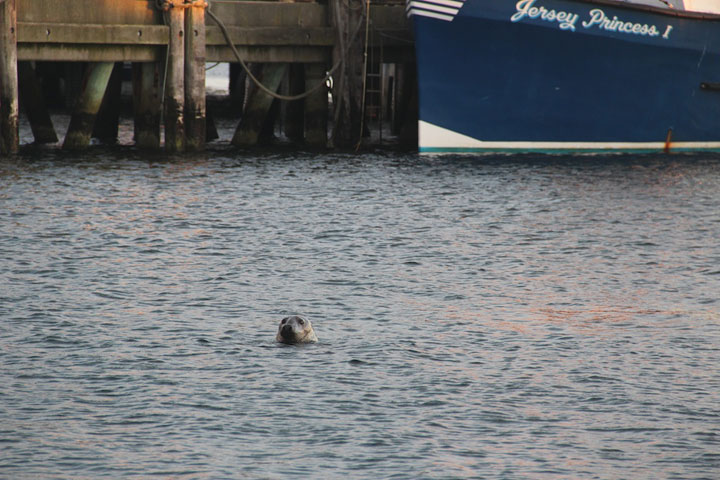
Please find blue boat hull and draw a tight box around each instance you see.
[409,0,720,153]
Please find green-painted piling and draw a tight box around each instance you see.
[62,62,114,150]
[231,63,287,147]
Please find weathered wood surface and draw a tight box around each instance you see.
[204,25,334,62]
[206,27,334,46]
[7,1,414,151]
[18,24,169,44]
[16,0,165,62]
[185,2,206,151]
[15,1,411,63]
[1,0,19,155]
[206,45,328,63]
[207,1,327,27]
[164,6,185,153]
[132,62,161,149]
[17,45,165,63]
[18,0,157,24]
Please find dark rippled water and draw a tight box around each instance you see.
[1,150,719,479]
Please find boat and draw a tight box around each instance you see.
[406,0,720,153]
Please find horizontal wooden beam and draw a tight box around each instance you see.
[206,45,328,64]
[18,0,159,25]
[207,1,327,27]
[18,44,163,62]
[18,23,168,45]
[368,28,414,48]
[14,3,412,64]
[369,5,410,30]
[206,26,334,47]
[20,24,335,47]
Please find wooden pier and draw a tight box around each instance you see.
[0,0,416,155]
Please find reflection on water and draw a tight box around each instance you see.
[1,151,719,479]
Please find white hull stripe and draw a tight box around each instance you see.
[418,121,720,152]
[406,8,454,21]
[407,0,464,8]
[406,0,466,21]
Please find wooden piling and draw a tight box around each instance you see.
[17,61,58,144]
[132,62,161,149]
[304,63,328,148]
[229,64,246,112]
[93,62,123,143]
[165,5,185,152]
[62,62,114,150]
[184,0,206,151]
[206,109,219,141]
[8,0,413,153]
[231,63,287,147]
[35,63,64,109]
[284,64,305,143]
[0,0,19,154]
[63,63,85,110]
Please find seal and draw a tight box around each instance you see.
[276,315,318,344]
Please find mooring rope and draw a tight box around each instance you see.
[152,0,369,142]
[205,1,365,102]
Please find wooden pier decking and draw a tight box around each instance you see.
[0,0,416,154]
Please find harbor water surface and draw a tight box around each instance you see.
[1,150,719,479]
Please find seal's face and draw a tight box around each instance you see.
[276,315,318,344]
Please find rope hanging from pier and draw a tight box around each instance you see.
[205,0,365,102]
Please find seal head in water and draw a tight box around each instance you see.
[276,315,318,344]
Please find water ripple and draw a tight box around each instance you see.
[1,153,719,479]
